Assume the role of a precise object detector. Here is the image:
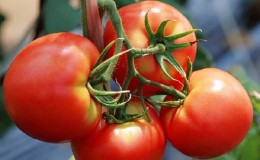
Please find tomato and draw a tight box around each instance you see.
[103,1,197,96]
[160,68,253,158]
[71,97,166,160]
[3,32,102,143]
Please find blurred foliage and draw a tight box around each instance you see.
[0,13,5,60]
[42,0,81,34]
[0,14,9,138]
[221,66,260,160]
[114,0,188,16]
[114,0,187,8]
[229,65,260,112]
[0,86,12,138]
[193,46,213,71]
[234,126,260,160]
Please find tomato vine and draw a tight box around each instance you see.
[82,0,198,123]
[1,1,254,160]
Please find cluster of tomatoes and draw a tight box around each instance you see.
[2,1,253,160]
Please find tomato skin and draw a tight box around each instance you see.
[71,97,166,160]
[160,68,253,158]
[3,32,102,143]
[104,1,197,96]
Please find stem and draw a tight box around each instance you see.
[97,0,133,90]
[98,0,134,92]
[98,0,132,48]
[136,73,186,99]
[94,0,189,120]
[87,82,129,96]
[80,0,89,38]
[154,99,184,107]
[133,44,166,58]
[140,87,152,122]
[89,48,132,85]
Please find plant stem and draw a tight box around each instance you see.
[98,0,131,48]
[80,0,89,38]
[97,0,186,99]
[136,73,186,99]
[98,0,134,92]
[94,0,189,117]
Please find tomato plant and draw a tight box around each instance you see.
[103,1,197,96]
[1,0,256,159]
[3,32,102,143]
[71,97,166,160]
[160,68,253,159]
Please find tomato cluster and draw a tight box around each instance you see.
[2,1,253,160]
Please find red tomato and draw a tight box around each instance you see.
[71,97,166,160]
[3,32,102,143]
[103,1,197,96]
[160,68,253,158]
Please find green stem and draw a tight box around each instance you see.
[94,0,189,120]
[87,82,129,96]
[98,0,134,91]
[140,87,152,122]
[89,48,131,85]
[133,44,166,58]
[98,0,132,48]
[154,99,184,107]
[136,73,186,99]
[80,0,89,38]
[120,44,166,92]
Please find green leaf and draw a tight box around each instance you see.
[233,126,260,160]
[213,154,236,160]
[42,0,80,34]
[229,65,260,114]
[251,91,260,113]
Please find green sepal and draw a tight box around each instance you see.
[144,10,199,85]
[166,29,201,41]
[103,107,147,124]
[182,59,192,94]
[87,82,132,109]
[154,19,171,38]
[94,94,131,109]
[145,12,154,38]
[93,38,124,68]
[89,39,128,85]
[155,51,186,81]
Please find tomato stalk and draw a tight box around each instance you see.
[88,0,198,123]
[136,73,186,99]
[79,0,89,38]
[89,43,166,85]
[97,0,197,96]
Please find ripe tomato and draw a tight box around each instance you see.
[3,32,102,143]
[160,68,253,158]
[71,97,166,160]
[103,1,197,96]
